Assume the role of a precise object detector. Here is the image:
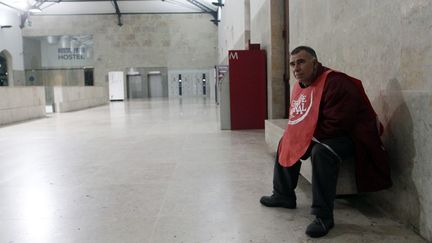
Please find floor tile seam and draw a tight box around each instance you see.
[175,158,274,164]
[147,158,183,242]
[179,147,249,152]
[153,211,280,220]
[0,215,80,221]
[172,160,275,166]
[165,178,273,184]
[0,210,163,219]
[15,182,176,188]
[173,159,255,164]
[0,182,173,190]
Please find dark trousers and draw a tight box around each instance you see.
[273,137,354,218]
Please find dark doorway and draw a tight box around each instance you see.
[84,68,94,86]
[0,56,8,86]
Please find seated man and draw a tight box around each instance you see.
[260,46,392,238]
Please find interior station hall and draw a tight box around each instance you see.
[0,0,431,242]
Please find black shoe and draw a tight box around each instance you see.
[259,194,296,209]
[305,217,334,238]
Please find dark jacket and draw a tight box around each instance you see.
[313,64,392,192]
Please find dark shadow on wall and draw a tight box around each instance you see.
[368,78,420,234]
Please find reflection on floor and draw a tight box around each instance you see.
[0,98,425,242]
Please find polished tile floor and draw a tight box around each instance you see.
[0,98,425,242]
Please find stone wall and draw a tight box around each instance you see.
[25,69,85,86]
[53,86,108,112]
[23,38,42,70]
[22,14,217,87]
[268,0,284,119]
[289,0,432,241]
[218,0,248,65]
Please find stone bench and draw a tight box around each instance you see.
[265,119,357,195]
[0,87,46,126]
[52,86,108,112]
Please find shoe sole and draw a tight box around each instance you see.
[259,200,296,209]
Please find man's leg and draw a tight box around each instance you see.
[260,147,301,209]
[310,143,340,219]
[306,137,354,237]
[273,158,301,200]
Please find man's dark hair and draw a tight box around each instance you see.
[291,46,317,59]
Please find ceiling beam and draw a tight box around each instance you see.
[184,0,217,25]
[185,0,216,17]
[185,0,213,13]
[42,0,118,1]
[17,0,48,28]
[112,0,123,26]
[34,0,48,8]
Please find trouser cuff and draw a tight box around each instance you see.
[310,208,333,219]
[273,189,296,200]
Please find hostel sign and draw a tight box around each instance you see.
[58,48,86,60]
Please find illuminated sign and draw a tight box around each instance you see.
[57,48,86,60]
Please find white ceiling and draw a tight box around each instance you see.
[0,0,219,15]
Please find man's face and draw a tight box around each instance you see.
[289,50,317,84]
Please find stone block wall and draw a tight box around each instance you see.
[289,0,432,240]
[218,0,248,65]
[25,69,85,86]
[0,87,46,125]
[22,14,217,88]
